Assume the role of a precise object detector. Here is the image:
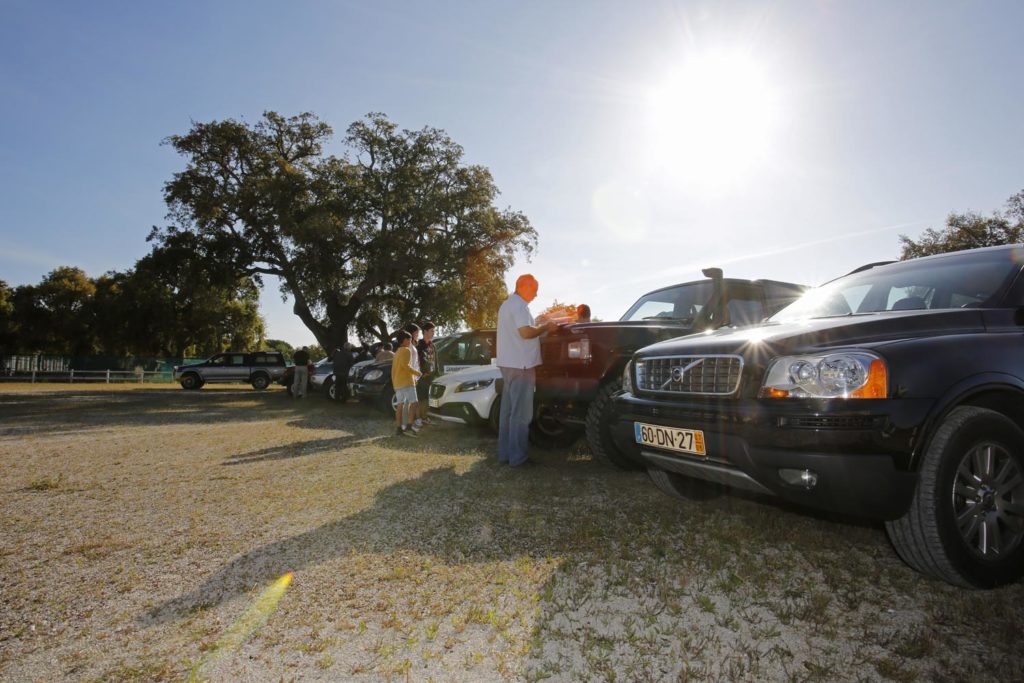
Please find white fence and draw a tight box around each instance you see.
[0,369,173,384]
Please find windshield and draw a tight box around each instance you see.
[771,248,1022,322]
[620,282,713,322]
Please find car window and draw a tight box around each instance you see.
[727,298,765,327]
[621,282,713,321]
[228,354,246,366]
[253,354,283,365]
[209,354,225,365]
[772,248,1023,322]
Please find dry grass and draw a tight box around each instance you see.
[0,383,1021,682]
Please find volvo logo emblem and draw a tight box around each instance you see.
[662,358,704,389]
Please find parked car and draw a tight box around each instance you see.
[611,245,1024,587]
[278,357,335,397]
[533,270,807,465]
[173,351,287,390]
[427,363,503,432]
[348,330,497,413]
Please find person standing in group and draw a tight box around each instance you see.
[375,342,395,362]
[416,321,436,425]
[496,274,559,467]
[404,323,427,430]
[576,304,592,323]
[391,330,422,437]
[332,343,353,402]
[292,346,310,398]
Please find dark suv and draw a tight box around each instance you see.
[533,272,807,466]
[173,351,286,390]
[611,245,1024,587]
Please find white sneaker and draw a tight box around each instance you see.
[410,424,421,434]
[413,419,424,429]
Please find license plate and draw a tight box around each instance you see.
[634,422,706,456]
[428,398,441,408]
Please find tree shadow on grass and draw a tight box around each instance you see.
[221,435,368,466]
[139,456,631,626]
[0,387,376,438]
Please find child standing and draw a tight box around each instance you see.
[391,330,422,437]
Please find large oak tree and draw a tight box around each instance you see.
[160,111,536,348]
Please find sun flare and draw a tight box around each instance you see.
[646,51,782,191]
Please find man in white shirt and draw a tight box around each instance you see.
[496,274,559,467]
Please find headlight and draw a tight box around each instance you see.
[622,360,633,395]
[567,338,591,360]
[760,352,887,399]
[456,378,494,393]
[364,369,384,381]
[348,366,359,378]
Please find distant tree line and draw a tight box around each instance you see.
[0,237,264,358]
[899,189,1024,259]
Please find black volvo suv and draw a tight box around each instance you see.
[611,245,1024,587]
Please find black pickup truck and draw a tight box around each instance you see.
[611,245,1024,587]
[532,271,807,468]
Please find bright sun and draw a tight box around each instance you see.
[646,51,781,191]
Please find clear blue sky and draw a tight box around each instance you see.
[2,1,1022,345]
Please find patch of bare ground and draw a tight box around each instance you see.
[0,384,1021,681]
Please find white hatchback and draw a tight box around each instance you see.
[426,364,502,432]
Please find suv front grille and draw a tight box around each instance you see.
[636,355,743,396]
[429,383,446,399]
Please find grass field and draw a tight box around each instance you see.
[1,384,1021,682]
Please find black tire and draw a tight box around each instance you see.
[528,407,581,449]
[325,378,336,401]
[180,373,202,390]
[648,467,724,502]
[885,406,1024,588]
[487,396,501,434]
[585,380,643,470]
[251,373,270,390]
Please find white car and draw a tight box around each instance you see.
[427,364,502,432]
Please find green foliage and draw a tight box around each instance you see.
[263,339,295,355]
[4,243,264,357]
[160,111,536,348]
[899,189,1024,259]
[0,280,15,352]
[9,267,97,355]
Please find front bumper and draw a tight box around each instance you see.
[612,393,931,520]
[351,381,387,399]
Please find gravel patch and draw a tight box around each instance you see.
[0,384,1021,681]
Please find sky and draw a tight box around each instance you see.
[2,1,1022,346]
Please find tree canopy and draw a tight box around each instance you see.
[2,253,264,358]
[899,189,1024,259]
[160,111,536,347]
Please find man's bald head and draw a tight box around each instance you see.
[515,274,539,303]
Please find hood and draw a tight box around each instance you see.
[433,364,501,386]
[638,309,989,360]
[543,319,696,352]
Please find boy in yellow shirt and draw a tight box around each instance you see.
[391,330,422,437]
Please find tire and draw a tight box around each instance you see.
[487,396,501,434]
[648,467,724,502]
[325,378,336,401]
[528,407,581,449]
[885,406,1024,588]
[251,373,270,390]
[180,373,202,390]
[585,380,643,470]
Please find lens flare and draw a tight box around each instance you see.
[188,571,294,682]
